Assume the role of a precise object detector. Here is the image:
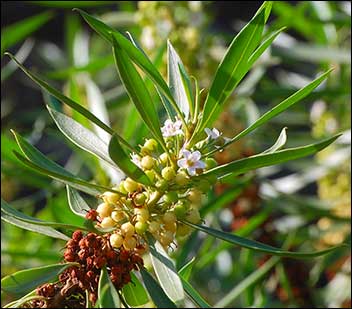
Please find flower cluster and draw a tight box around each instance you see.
[86,121,226,250]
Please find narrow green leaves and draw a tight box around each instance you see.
[122,272,149,307]
[97,267,121,308]
[148,236,185,305]
[111,34,166,149]
[1,199,70,241]
[47,106,123,172]
[226,70,333,147]
[66,186,91,217]
[108,134,151,186]
[202,134,340,180]
[167,40,192,120]
[1,11,54,55]
[140,268,177,308]
[183,221,346,258]
[197,2,270,134]
[1,263,77,297]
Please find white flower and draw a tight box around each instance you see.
[205,128,221,140]
[131,153,142,168]
[177,149,205,176]
[161,118,183,137]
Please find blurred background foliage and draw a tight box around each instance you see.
[1,1,351,308]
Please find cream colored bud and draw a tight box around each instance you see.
[159,231,174,246]
[123,236,137,250]
[124,178,139,192]
[102,191,120,205]
[175,171,189,186]
[163,212,176,224]
[96,203,114,218]
[159,152,169,165]
[186,208,201,224]
[141,155,155,170]
[121,222,135,238]
[110,233,124,248]
[148,221,160,233]
[164,221,177,233]
[100,217,116,228]
[134,208,149,222]
[188,189,203,204]
[111,210,125,222]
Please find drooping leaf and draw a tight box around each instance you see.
[122,272,149,307]
[12,131,116,196]
[66,186,91,217]
[140,268,177,308]
[1,263,77,297]
[1,198,87,232]
[108,134,151,186]
[97,267,121,308]
[47,106,123,173]
[1,11,54,55]
[167,40,192,120]
[195,2,271,136]
[147,236,184,305]
[111,34,167,150]
[183,221,346,258]
[178,257,195,281]
[262,127,287,154]
[201,134,340,180]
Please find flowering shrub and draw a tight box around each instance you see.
[1,2,347,308]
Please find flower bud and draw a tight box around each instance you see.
[96,203,114,218]
[188,189,203,204]
[111,210,125,222]
[164,221,177,233]
[159,231,174,246]
[124,178,139,193]
[121,222,135,238]
[186,208,201,224]
[100,217,117,228]
[144,139,157,152]
[123,236,137,250]
[110,233,124,248]
[175,171,189,186]
[148,221,160,233]
[164,191,178,204]
[156,179,168,191]
[176,223,192,237]
[134,207,149,222]
[102,191,120,205]
[173,202,187,219]
[159,152,169,165]
[163,212,177,224]
[197,179,212,193]
[134,192,147,206]
[141,155,155,170]
[118,181,128,194]
[161,166,176,181]
[135,221,148,235]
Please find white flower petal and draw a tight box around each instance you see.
[177,158,188,168]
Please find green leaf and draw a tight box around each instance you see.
[97,267,121,308]
[76,9,184,121]
[111,34,166,150]
[202,134,340,180]
[1,11,54,55]
[147,236,185,305]
[12,131,117,196]
[224,70,333,149]
[262,127,287,154]
[167,40,192,120]
[1,198,87,232]
[66,186,91,217]
[108,134,151,186]
[1,263,77,297]
[140,268,177,309]
[178,257,195,281]
[183,221,346,258]
[181,278,211,308]
[47,105,123,173]
[196,2,270,136]
[122,272,149,307]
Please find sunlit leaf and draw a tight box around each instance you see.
[122,272,149,307]
[97,267,121,308]
[66,186,91,217]
[262,127,287,154]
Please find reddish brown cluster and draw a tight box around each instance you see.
[21,230,144,308]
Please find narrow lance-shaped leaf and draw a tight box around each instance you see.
[167,40,192,121]
[147,235,185,305]
[122,272,149,307]
[108,134,151,186]
[181,277,211,308]
[47,106,124,174]
[75,9,184,120]
[1,199,87,232]
[66,186,91,217]
[1,263,78,297]
[12,131,121,196]
[140,268,177,309]
[178,257,195,281]
[195,3,269,137]
[183,221,346,258]
[97,267,120,308]
[217,70,333,152]
[201,134,340,180]
[111,34,167,151]
[262,127,287,154]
